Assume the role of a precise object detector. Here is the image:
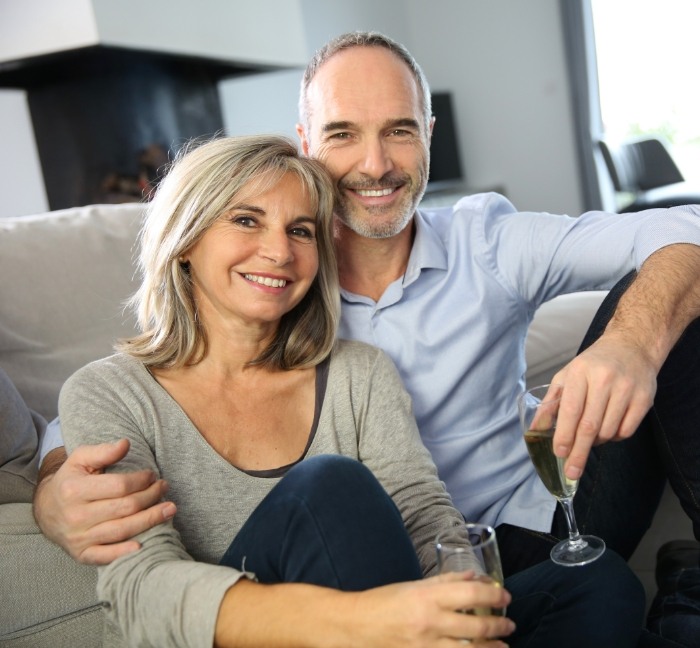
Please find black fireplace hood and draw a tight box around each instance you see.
[0,46,267,210]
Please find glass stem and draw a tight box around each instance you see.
[558,497,587,547]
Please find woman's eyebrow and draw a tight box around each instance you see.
[230,203,265,214]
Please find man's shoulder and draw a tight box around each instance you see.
[417,191,517,231]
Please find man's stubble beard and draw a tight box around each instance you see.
[335,164,429,240]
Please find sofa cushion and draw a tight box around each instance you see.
[0,203,145,421]
[0,502,101,647]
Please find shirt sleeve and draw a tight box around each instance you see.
[352,347,478,576]
[38,416,63,465]
[59,361,245,648]
[472,196,700,307]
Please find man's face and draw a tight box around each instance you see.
[298,46,433,239]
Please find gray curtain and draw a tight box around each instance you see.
[559,0,607,211]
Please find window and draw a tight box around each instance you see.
[591,0,700,182]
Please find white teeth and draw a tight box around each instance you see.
[357,188,394,197]
[244,274,287,288]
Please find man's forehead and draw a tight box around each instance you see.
[306,46,422,125]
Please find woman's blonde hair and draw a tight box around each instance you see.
[117,134,339,370]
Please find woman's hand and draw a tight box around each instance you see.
[350,572,515,647]
[216,573,515,647]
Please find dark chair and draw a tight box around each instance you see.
[598,137,700,212]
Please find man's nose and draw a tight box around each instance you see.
[357,137,394,178]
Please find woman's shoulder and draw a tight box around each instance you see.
[63,353,148,395]
[329,339,399,378]
[331,338,385,362]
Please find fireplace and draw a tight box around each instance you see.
[0,46,259,210]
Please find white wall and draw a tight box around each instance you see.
[0,0,99,61]
[91,0,308,67]
[220,69,304,142]
[0,0,308,67]
[0,90,48,218]
[404,0,583,214]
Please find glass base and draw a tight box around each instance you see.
[550,535,606,566]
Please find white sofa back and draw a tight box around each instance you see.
[0,203,145,421]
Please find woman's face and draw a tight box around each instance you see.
[182,172,319,333]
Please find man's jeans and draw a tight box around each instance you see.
[220,454,645,647]
[497,271,700,646]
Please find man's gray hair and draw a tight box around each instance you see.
[299,31,432,134]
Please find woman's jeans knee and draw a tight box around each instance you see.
[219,455,422,590]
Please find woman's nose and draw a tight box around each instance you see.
[259,229,294,265]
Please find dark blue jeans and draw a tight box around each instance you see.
[497,271,700,646]
[219,455,423,590]
[220,455,645,647]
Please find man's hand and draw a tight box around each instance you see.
[33,439,176,565]
[551,243,700,481]
[551,333,657,481]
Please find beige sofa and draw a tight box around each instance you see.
[0,202,607,646]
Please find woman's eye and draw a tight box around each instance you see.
[233,216,256,227]
[290,226,315,239]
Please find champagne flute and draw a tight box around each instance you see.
[436,522,506,617]
[517,383,606,566]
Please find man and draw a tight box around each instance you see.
[36,31,700,643]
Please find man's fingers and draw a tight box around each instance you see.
[86,500,177,547]
[72,470,162,503]
[551,379,588,458]
[553,379,607,480]
[79,539,143,566]
[68,438,131,474]
[94,475,169,514]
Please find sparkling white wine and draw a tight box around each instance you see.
[524,429,577,499]
[470,577,506,617]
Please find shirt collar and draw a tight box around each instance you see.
[403,208,448,286]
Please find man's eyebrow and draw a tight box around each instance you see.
[387,118,421,130]
[322,121,354,133]
[321,118,421,133]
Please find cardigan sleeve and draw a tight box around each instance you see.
[59,359,246,648]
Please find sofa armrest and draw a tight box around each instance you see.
[525,291,608,388]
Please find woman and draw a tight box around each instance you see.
[59,135,642,648]
[59,135,511,647]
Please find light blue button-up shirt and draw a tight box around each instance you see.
[43,193,700,531]
[339,192,700,531]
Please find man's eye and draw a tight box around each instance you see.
[329,132,351,140]
[390,129,412,137]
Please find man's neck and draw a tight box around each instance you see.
[335,219,415,303]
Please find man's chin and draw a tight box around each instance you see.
[337,210,414,239]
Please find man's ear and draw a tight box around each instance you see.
[428,115,436,142]
[296,123,310,156]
